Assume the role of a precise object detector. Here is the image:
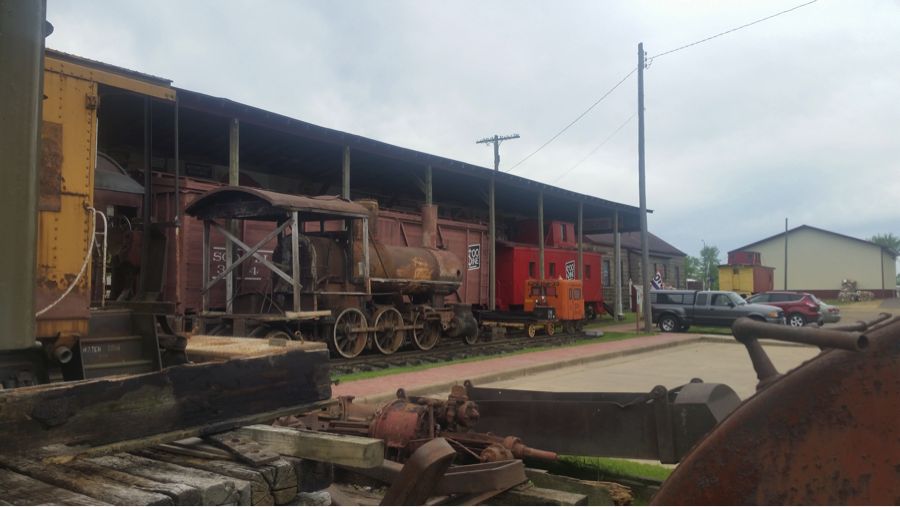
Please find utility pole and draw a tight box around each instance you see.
[476,134,520,310]
[784,218,788,290]
[637,43,651,333]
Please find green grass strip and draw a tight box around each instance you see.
[334,331,652,383]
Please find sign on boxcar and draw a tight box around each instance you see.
[468,244,481,270]
[565,261,576,280]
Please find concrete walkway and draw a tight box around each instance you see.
[333,331,700,405]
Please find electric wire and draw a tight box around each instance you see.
[504,66,637,173]
[550,111,638,184]
[648,0,819,61]
[503,0,819,176]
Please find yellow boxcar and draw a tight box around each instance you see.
[35,51,175,339]
[718,264,775,298]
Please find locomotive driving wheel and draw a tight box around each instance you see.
[372,306,404,355]
[331,308,368,358]
[411,309,441,351]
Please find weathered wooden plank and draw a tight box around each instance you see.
[0,468,110,506]
[135,448,299,506]
[40,400,336,465]
[483,486,588,506]
[206,431,280,466]
[0,348,331,456]
[282,457,334,493]
[524,468,631,506]
[236,425,383,468]
[89,454,251,506]
[0,455,171,506]
[64,459,201,505]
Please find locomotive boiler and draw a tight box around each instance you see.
[184,188,478,358]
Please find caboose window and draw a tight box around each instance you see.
[560,224,567,242]
[574,288,582,300]
[585,264,591,280]
[529,262,535,278]
[549,263,556,277]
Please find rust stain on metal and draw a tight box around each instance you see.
[653,314,900,505]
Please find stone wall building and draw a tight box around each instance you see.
[586,232,687,312]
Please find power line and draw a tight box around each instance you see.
[551,112,637,184]
[504,67,637,173]
[648,0,819,61]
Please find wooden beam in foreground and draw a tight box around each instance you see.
[0,348,331,457]
[236,424,385,468]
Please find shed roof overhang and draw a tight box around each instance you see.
[184,187,370,222]
[175,88,647,233]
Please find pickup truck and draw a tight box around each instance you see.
[650,290,785,332]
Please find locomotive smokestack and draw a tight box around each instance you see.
[421,205,438,249]
[356,200,379,241]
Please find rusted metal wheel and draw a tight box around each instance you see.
[411,310,441,351]
[372,306,404,355]
[563,321,575,334]
[463,329,479,345]
[265,329,293,341]
[574,320,584,332]
[545,323,555,336]
[526,324,537,338]
[332,308,368,358]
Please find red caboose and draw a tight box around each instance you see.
[495,220,603,318]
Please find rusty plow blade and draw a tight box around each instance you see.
[463,379,741,464]
[652,314,900,505]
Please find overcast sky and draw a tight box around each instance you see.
[46,0,900,264]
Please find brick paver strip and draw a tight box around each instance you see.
[333,332,702,405]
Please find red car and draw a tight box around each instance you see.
[745,291,822,327]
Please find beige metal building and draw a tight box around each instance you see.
[731,225,898,298]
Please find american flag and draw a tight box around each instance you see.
[651,269,663,290]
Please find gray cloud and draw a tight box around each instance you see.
[47,0,900,267]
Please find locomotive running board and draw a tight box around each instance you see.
[463,379,741,464]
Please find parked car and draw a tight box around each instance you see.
[745,292,821,327]
[650,290,785,333]
[808,294,841,324]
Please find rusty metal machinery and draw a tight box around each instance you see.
[279,384,557,464]
[652,314,900,505]
[463,379,741,465]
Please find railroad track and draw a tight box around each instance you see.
[329,331,587,377]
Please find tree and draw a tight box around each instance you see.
[700,244,721,290]
[869,233,900,251]
[684,255,701,280]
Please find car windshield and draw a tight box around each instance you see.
[727,293,746,306]
[746,295,762,304]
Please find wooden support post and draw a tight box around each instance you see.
[489,177,496,310]
[425,165,433,205]
[202,220,210,330]
[614,209,621,321]
[538,192,545,279]
[362,218,371,295]
[291,211,301,312]
[577,202,584,281]
[227,118,239,315]
[0,349,332,457]
[235,425,384,468]
[342,146,350,200]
